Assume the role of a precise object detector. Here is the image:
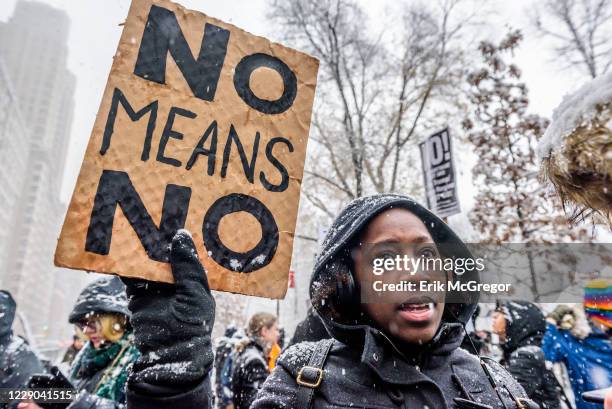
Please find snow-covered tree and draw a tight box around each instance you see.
[463,30,588,244]
[463,30,592,299]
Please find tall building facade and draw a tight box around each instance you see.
[0,58,32,287]
[0,1,85,351]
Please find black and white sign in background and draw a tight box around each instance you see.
[419,128,460,219]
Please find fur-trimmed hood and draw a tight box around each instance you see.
[553,303,592,339]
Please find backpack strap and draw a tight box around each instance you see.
[295,338,334,409]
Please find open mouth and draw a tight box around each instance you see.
[397,300,435,322]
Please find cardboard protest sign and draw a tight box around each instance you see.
[55,0,319,299]
[419,128,460,219]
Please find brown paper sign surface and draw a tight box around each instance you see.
[55,0,319,299]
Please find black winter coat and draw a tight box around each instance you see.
[287,307,329,348]
[231,339,270,409]
[0,335,44,409]
[253,325,527,408]
[498,301,560,409]
[0,291,44,409]
[68,392,124,409]
[126,194,537,409]
[213,335,233,407]
[250,195,534,409]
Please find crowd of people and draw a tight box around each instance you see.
[0,194,610,409]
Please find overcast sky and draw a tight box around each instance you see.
[0,0,589,204]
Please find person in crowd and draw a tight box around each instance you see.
[121,196,538,409]
[277,328,285,350]
[66,276,140,403]
[61,335,84,366]
[459,304,489,355]
[287,306,329,347]
[267,340,281,372]
[214,325,238,409]
[492,301,560,409]
[543,280,612,409]
[230,313,279,409]
[0,290,44,409]
[20,276,139,409]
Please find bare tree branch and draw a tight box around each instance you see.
[269,0,475,217]
[533,0,612,78]
[305,170,354,198]
[303,189,335,218]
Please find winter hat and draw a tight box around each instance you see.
[69,276,130,324]
[584,279,612,329]
[537,72,612,223]
[0,290,16,339]
[224,325,238,338]
[496,300,545,353]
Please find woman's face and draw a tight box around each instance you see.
[492,311,507,341]
[77,316,104,349]
[354,208,445,345]
[260,322,280,347]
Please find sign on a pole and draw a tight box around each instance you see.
[55,0,319,299]
[419,128,460,219]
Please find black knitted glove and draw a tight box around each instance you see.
[124,230,215,390]
[27,366,73,409]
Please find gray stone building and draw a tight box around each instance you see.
[0,1,87,353]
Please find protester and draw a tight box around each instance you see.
[230,312,279,409]
[459,304,489,355]
[67,277,139,402]
[0,290,44,409]
[543,280,612,409]
[493,301,560,409]
[61,335,84,367]
[122,196,538,409]
[19,276,139,409]
[277,328,285,350]
[214,325,238,409]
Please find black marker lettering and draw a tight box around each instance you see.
[134,5,230,102]
[101,88,158,161]
[233,53,297,114]
[157,106,196,167]
[186,120,218,175]
[203,193,278,272]
[260,137,293,192]
[220,125,260,183]
[85,170,191,262]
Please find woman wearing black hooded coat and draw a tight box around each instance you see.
[0,291,44,409]
[493,301,560,409]
[123,195,539,409]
